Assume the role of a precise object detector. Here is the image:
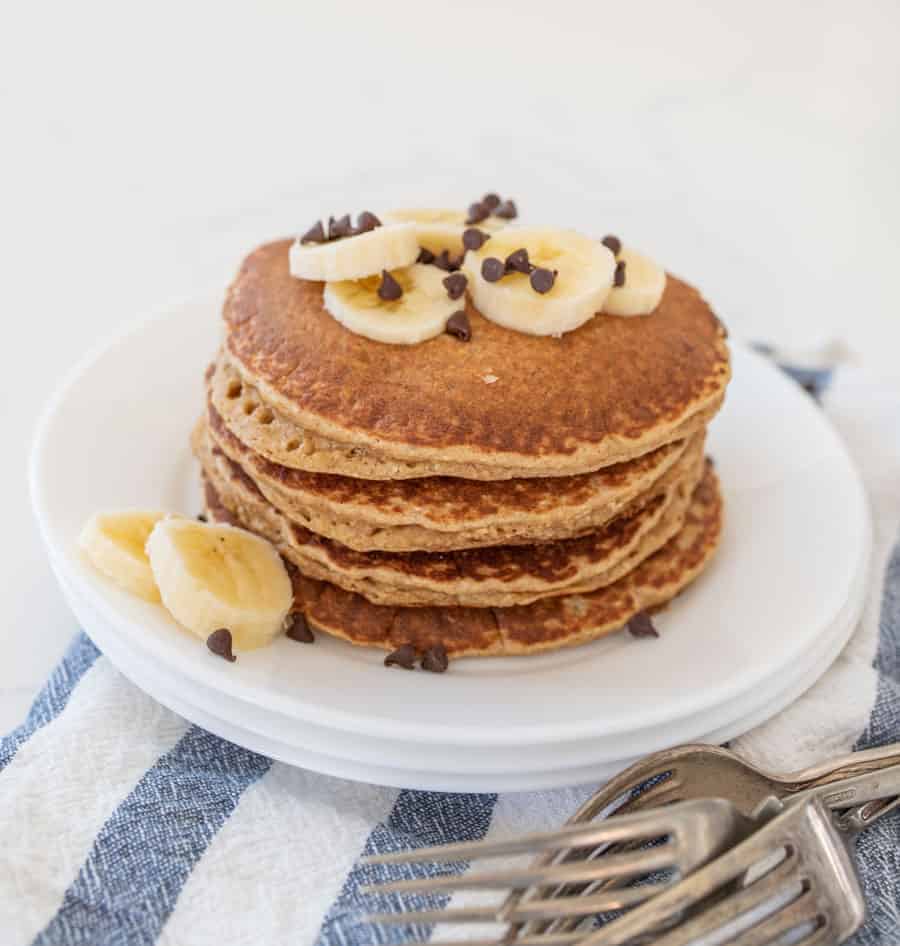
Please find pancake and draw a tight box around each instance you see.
[210,349,722,482]
[202,400,705,552]
[221,239,730,479]
[203,464,723,657]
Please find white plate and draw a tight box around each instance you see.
[31,297,871,765]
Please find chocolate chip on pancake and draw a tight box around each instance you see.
[433,249,462,272]
[417,247,435,264]
[421,643,449,673]
[328,214,354,240]
[442,272,468,300]
[481,257,505,282]
[530,268,557,294]
[384,643,417,669]
[445,310,471,341]
[494,199,518,219]
[505,248,532,274]
[355,211,381,234]
[300,220,327,245]
[601,234,622,256]
[196,513,207,522]
[207,628,237,661]
[462,227,491,251]
[466,201,490,225]
[285,612,315,643]
[377,270,403,301]
[482,193,501,210]
[626,611,659,638]
[614,260,626,287]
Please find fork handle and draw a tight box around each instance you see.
[782,741,900,789]
[788,765,900,812]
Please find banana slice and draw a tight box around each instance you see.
[289,222,418,282]
[323,263,461,345]
[79,510,168,602]
[462,227,616,336]
[602,248,667,317]
[383,209,505,255]
[146,518,292,650]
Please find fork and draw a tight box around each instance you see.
[360,798,759,932]
[576,795,867,946]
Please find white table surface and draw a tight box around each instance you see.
[2,0,899,733]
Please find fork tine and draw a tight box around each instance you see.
[725,888,820,946]
[423,934,588,946]
[361,806,679,867]
[616,779,684,814]
[361,846,674,895]
[366,882,671,926]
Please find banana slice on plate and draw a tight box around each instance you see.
[289,222,418,282]
[383,209,506,255]
[602,247,667,317]
[462,227,616,336]
[323,263,462,345]
[79,510,169,602]
[146,518,293,650]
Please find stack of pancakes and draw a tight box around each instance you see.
[195,240,730,658]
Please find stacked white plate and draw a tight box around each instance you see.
[31,299,871,791]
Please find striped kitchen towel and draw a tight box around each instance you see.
[3,357,899,946]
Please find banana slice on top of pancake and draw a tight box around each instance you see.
[383,208,507,256]
[323,263,462,345]
[462,227,617,336]
[289,215,418,282]
[602,245,667,317]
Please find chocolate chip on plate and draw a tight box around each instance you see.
[505,247,531,274]
[462,227,490,251]
[614,259,626,287]
[481,257,505,282]
[207,628,237,662]
[626,612,659,639]
[482,192,501,210]
[384,643,417,669]
[494,199,518,219]
[530,267,556,294]
[445,310,471,341]
[285,612,315,643]
[300,220,326,244]
[377,269,403,301]
[442,272,468,300]
[417,247,436,264]
[328,213,354,240]
[355,210,381,233]
[601,234,622,256]
[421,644,449,673]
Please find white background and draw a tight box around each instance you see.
[2,0,899,731]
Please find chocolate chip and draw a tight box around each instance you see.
[384,643,417,669]
[482,193,501,210]
[494,199,517,220]
[627,612,659,639]
[377,270,403,301]
[505,248,531,274]
[530,268,556,294]
[300,220,326,244]
[196,513,207,522]
[421,644,449,673]
[433,249,461,272]
[417,247,435,264]
[442,272,468,300]
[481,257,505,282]
[466,202,490,225]
[601,234,622,256]
[355,211,381,233]
[614,260,626,287]
[285,612,314,643]
[328,214,353,240]
[445,310,471,341]
[462,227,490,251]
[207,628,237,662]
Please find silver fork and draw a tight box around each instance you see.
[360,798,759,934]
[576,795,866,946]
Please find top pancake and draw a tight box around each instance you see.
[223,239,730,479]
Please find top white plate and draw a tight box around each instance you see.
[31,298,870,748]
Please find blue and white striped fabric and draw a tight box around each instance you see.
[4,357,900,946]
